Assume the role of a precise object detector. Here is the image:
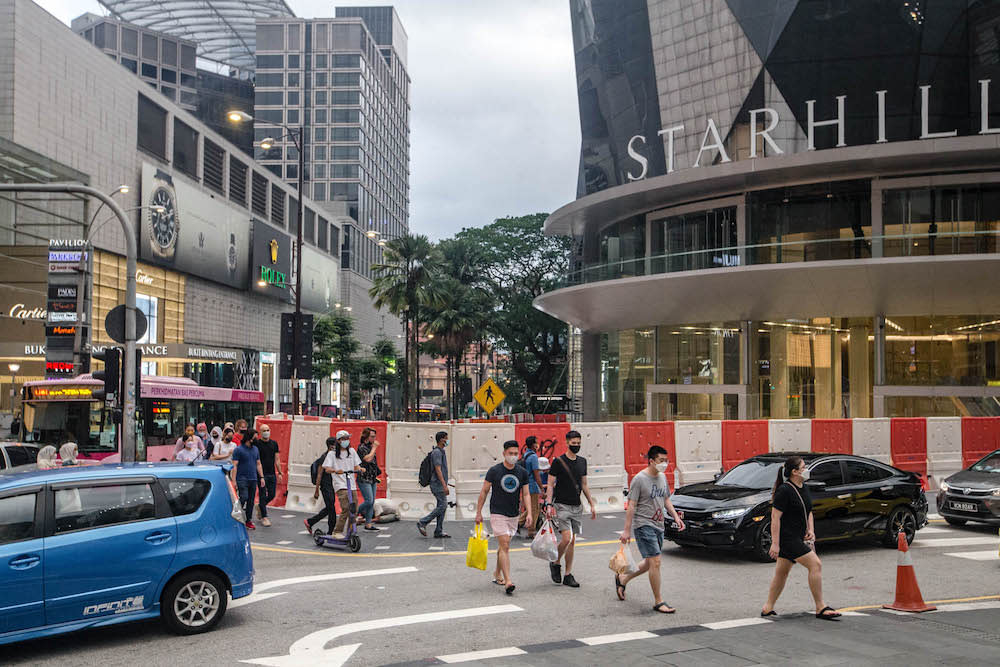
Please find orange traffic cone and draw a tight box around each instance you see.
[883,531,936,612]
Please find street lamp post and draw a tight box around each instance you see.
[8,363,19,416]
[228,110,306,414]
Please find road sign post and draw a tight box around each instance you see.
[474,378,506,415]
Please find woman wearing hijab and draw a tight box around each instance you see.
[206,426,224,459]
[59,442,79,466]
[36,445,58,470]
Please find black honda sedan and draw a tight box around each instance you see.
[664,452,929,561]
[937,449,1000,526]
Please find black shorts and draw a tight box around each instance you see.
[778,537,811,562]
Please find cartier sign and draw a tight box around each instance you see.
[9,304,46,321]
[625,81,1000,179]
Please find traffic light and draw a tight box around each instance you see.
[92,347,120,402]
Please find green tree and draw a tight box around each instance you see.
[369,235,442,420]
[424,277,482,418]
[454,214,572,412]
[312,312,360,410]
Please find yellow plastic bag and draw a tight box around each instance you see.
[466,522,488,570]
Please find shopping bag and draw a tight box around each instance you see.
[466,522,488,570]
[625,542,640,573]
[608,545,629,575]
[530,519,560,562]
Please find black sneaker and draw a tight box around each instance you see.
[549,561,562,584]
[562,574,580,588]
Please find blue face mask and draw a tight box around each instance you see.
[442,440,449,448]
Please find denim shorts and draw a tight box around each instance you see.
[633,524,664,559]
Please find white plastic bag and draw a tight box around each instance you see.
[625,542,640,573]
[531,519,560,562]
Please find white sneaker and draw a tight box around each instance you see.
[332,532,346,539]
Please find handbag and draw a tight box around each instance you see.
[786,482,815,552]
[466,522,489,570]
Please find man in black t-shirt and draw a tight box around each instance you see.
[544,430,597,588]
[475,440,531,596]
[255,425,283,527]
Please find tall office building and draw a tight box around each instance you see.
[255,9,410,348]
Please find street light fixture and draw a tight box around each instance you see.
[118,185,130,194]
[229,110,307,414]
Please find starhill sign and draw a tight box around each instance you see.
[625,81,1000,180]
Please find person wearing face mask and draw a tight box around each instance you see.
[544,430,597,588]
[761,456,841,620]
[617,446,685,612]
[417,431,451,539]
[211,427,238,462]
[206,426,224,459]
[173,424,205,458]
[174,434,200,463]
[475,440,531,596]
[255,425,282,527]
[195,422,210,448]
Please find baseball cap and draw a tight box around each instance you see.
[537,456,551,471]
[336,429,350,440]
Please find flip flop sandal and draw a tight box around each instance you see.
[505,584,516,596]
[761,610,778,617]
[816,606,841,620]
[653,602,676,614]
[615,574,626,601]
[492,579,506,586]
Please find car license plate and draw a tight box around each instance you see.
[951,501,977,512]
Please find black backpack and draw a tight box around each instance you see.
[418,451,435,487]
[310,453,327,485]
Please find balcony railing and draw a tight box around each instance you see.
[558,229,1000,288]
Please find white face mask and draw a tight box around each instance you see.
[261,432,270,439]
[504,454,518,465]
[799,468,810,481]
[655,462,668,473]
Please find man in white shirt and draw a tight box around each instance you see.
[322,430,362,538]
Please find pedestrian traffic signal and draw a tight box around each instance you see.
[92,347,120,402]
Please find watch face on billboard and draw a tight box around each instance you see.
[300,244,338,314]
[140,163,250,289]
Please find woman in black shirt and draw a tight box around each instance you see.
[761,456,841,620]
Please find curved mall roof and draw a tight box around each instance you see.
[98,0,295,71]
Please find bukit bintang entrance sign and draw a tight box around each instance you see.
[625,81,1000,179]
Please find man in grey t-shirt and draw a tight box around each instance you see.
[617,445,685,614]
[417,431,451,539]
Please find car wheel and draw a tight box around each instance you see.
[752,520,775,562]
[349,535,362,552]
[161,570,227,635]
[944,516,967,527]
[882,506,917,548]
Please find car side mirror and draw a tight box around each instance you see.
[804,479,826,489]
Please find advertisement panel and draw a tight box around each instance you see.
[140,163,250,289]
[250,219,293,301]
[300,245,339,314]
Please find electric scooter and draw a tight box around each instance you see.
[313,470,362,552]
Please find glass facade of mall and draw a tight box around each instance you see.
[545,2,1000,421]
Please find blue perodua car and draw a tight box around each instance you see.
[0,462,253,645]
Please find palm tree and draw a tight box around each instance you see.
[370,234,442,420]
[425,278,481,419]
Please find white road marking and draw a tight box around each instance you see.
[701,617,772,630]
[928,513,941,519]
[579,631,657,645]
[276,540,293,545]
[281,514,296,518]
[297,530,309,535]
[438,647,526,663]
[242,605,522,667]
[604,515,617,519]
[375,545,390,550]
[917,526,952,535]
[377,533,392,538]
[232,567,418,609]
[944,550,997,561]
[839,611,869,617]
[428,546,444,551]
[929,601,1000,612]
[912,537,1000,548]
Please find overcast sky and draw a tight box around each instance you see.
[36,0,581,241]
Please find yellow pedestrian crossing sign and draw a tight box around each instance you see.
[474,378,505,414]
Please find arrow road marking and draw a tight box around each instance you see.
[242,604,522,667]
[231,567,417,609]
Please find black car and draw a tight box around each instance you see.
[936,449,1000,526]
[664,452,929,561]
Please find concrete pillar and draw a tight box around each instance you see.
[849,320,872,418]
[581,332,601,422]
[814,331,834,418]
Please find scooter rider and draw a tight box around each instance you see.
[323,430,362,539]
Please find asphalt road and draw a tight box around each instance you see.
[5,506,999,666]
